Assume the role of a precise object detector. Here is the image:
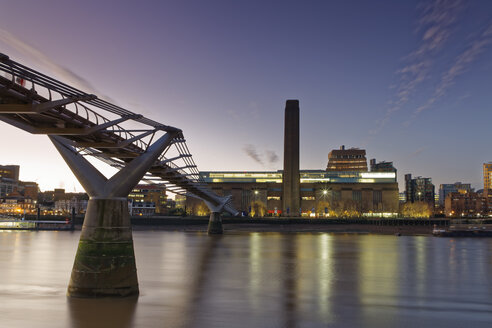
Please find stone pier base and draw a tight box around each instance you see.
[67,198,139,298]
[207,212,223,234]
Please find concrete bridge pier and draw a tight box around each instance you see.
[207,212,223,234]
[50,132,176,297]
[204,196,231,235]
[69,197,138,297]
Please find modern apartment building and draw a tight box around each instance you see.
[405,174,435,209]
[439,182,473,207]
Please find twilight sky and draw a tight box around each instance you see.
[1,0,491,193]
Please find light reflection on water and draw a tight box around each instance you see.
[1,231,492,327]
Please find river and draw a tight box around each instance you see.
[0,231,491,327]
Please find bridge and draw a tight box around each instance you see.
[0,53,238,297]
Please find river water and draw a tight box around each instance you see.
[0,231,491,327]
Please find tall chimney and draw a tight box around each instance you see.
[282,100,300,216]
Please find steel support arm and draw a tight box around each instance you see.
[50,131,178,198]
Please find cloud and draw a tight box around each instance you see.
[415,21,492,114]
[243,144,263,165]
[371,0,464,135]
[0,28,115,103]
[243,145,279,166]
[409,146,428,158]
[265,150,279,164]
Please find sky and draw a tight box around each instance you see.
[1,0,492,193]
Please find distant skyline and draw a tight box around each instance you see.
[1,0,492,192]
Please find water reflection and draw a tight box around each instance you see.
[1,231,492,327]
[68,297,137,328]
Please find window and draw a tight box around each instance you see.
[352,190,362,202]
[373,190,382,204]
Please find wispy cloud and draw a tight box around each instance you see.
[413,0,463,54]
[243,144,279,166]
[0,28,114,103]
[409,146,429,158]
[415,22,492,115]
[265,150,279,164]
[243,144,263,165]
[371,0,464,135]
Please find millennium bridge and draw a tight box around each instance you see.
[0,53,238,297]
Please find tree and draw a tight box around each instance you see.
[316,201,330,217]
[250,200,266,217]
[400,202,432,218]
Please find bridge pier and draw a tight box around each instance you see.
[208,212,223,234]
[50,132,176,298]
[68,197,138,297]
[204,196,231,235]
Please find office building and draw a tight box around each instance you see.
[0,164,20,198]
[484,162,492,191]
[19,181,39,201]
[405,174,435,209]
[445,191,487,218]
[0,165,20,181]
[0,177,16,198]
[483,163,492,212]
[128,184,167,216]
[439,182,473,207]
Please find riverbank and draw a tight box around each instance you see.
[15,216,450,235]
[127,217,446,235]
[129,222,435,235]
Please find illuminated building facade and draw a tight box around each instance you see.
[189,170,399,217]
[0,164,20,198]
[326,146,368,172]
[0,165,19,181]
[484,162,492,191]
[38,189,89,215]
[483,163,492,211]
[128,184,167,216]
[0,190,36,215]
[55,198,88,214]
[405,174,435,209]
[445,191,487,217]
[439,182,472,207]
